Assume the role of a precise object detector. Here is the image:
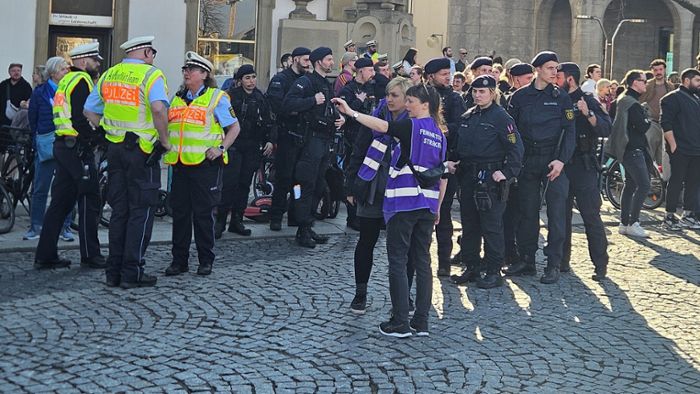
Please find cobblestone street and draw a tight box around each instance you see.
[1,223,699,393]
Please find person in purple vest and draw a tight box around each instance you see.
[344,76,412,315]
[333,84,448,338]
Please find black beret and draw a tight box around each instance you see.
[557,62,580,75]
[470,56,493,70]
[531,51,558,68]
[354,58,373,70]
[291,47,311,57]
[509,63,534,76]
[235,64,255,79]
[472,75,497,89]
[310,47,333,63]
[424,57,451,74]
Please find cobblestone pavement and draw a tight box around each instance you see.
[1,223,699,393]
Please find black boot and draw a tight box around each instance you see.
[270,218,282,231]
[214,212,227,240]
[228,214,252,236]
[165,262,189,276]
[503,259,537,276]
[540,266,560,284]
[350,283,368,314]
[296,226,316,248]
[592,265,607,282]
[476,272,504,289]
[309,228,329,244]
[451,268,480,285]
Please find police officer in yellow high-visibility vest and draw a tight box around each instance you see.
[35,42,105,270]
[163,52,239,277]
[84,36,171,289]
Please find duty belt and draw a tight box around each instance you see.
[523,138,558,155]
[460,161,502,177]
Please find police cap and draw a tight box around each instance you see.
[531,51,558,68]
[120,35,155,53]
[69,42,103,61]
[291,47,311,58]
[424,57,451,74]
[509,63,534,77]
[354,58,373,70]
[472,75,497,89]
[343,40,355,49]
[470,56,493,70]
[310,47,333,63]
[235,64,255,80]
[366,40,377,47]
[183,51,213,73]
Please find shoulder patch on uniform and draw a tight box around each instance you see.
[565,109,574,121]
[229,106,236,118]
[507,123,517,144]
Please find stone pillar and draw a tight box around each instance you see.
[34,0,50,67]
[184,0,199,52]
[673,3,696,71]
[256,0,275,88]
[289,0,316,19]
[570,0,608,77]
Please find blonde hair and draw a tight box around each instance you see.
[596,78,611,90]
[386,76,412,95]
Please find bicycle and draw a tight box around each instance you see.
[601,155,665,210]
[0,126,35,233]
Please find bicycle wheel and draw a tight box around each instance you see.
[98,174,111,227]
[252,159,274,198]
[643,164,665,210]
[604,159,623,210]
[0,183,15,234]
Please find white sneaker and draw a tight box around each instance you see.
[680,213,700,230]
[626,222,649,238]
[618,224,628,235]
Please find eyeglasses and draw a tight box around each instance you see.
[459,52,468,55]
[181,65,204,73]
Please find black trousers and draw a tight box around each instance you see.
[35,139,100,261]
[270,136,301,222]
[435,174,458,269]
[458,173,506,274]
[517,152,569,268]
[563,156,609,270]
[170,162,222,267]
[218,141,261,220]
[354,216,382,284]
[666,151,700,213]
[503,184,520,260]
[294,135,332,226]
[105,141,161,283]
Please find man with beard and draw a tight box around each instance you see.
[284,47,345,248]
[423,57,466,277]
[373,62,392,100]
[267,47,311,231]
[34,42,106,270]
[0,63,32,128]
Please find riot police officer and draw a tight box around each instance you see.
[164,52,240,276]
[424,57,466,276]
[448,75,524,288]
[215,65,274,238]
[34,42,105,270]
[267,47,311,231]
[284,47,345,248]
[337,57,376,230]
[505,51,576,284]
[556,62,610,281]
[84,36,170,289]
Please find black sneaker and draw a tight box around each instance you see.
[379,319,412,338]
[120,273,158,289]
[409,319,430,337]
[80,255,107,269]
[34,258,71,270]
[270,219,282,231]
[350,294,367,314]
[664,214,683,231]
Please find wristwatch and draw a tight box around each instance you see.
[352,112,359,119]
[587,111,595,118]
[218,145,226,152]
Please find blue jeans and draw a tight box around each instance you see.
[620,149,651,225]
[30,158,71,232]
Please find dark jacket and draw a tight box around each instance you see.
[568,87,612,155]
[0,77,32,126]
[266,67,304,132]
[227,86,274,145]
[660,86,700,156]
[284,71,340,134]
[28,81,56,135]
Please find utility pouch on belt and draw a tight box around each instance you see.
[145,141,167,167]
[499,178,514,202]
[474,181,492,211]
[124,132,138,150]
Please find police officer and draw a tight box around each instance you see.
[504,51,576,284]
[501,63,535,266]
[423,57,467,276]
[84,36,170,289]
[34,42,105,270]
[215,65,274,238]
[284,47,345,248]
[267,47,311,231]
[163,52,240,276]
[556,62,610,281]
[464,57,494,108]
[448,75,524,288]
[338,57,376,230]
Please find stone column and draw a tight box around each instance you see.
[256,0,275,88]
[673,3,696,70]
[570,0,608,77]
[289,0,316,19]
[34,0,50,67]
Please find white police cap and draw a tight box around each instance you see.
[183,51,213,73]
[120,35,155,53]
[69,42,103,61]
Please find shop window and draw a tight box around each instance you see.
[197,0,257,77]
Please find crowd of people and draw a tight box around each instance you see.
[2,35,700,338]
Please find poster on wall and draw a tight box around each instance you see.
[50,0,114,28]
[55,37,99,61]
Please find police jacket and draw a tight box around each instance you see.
[453,103,524,180]
[568,87,611,156]
[266,67,305,132]
[283,71,340,134]
[507,81,576,163]
[227,86,274,145]
[338,79,376,139]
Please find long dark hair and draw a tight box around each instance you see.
[403,48,417,66]
[405,84,445,129]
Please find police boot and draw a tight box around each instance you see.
[540,266,560,284]
[296,226,316,248]
[309,228,329,244]
[503,258,537,276]
[451,268,480,285]
[228,214,252,236]
[476,272,504,289]
[270,218,282,231]
[592,264,607,282]
[214,212,227,240]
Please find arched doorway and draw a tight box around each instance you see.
[547,0,573,60]
[603,0,677,80]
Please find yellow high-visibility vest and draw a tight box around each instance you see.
[97,62,166,154]
[53,71,92,137]
[164,87,228,166]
